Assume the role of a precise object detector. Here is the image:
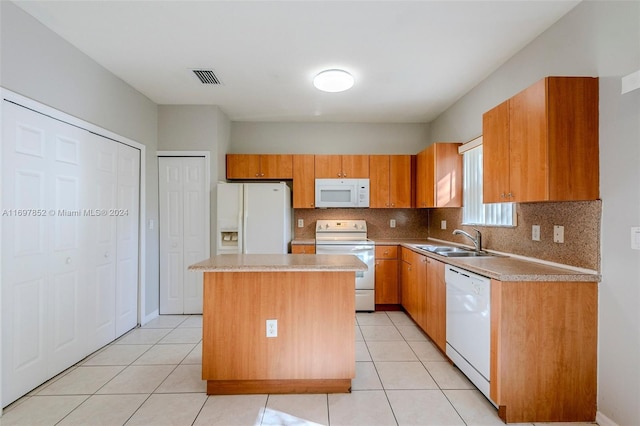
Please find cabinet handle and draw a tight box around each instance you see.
[104,252,110,258]
[391,202,395,207]
[66,257,72,264]
[343,173,347,177]
[383,250,389,255]
[255,173,260,177]
[507,192,513,198]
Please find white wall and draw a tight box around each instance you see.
[157,105,231,256]
[231,121,430,154]
[428,2,640,425]
[0,1,161,317]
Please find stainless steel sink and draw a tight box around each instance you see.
[415,245,497,257]
[438,250,495,257]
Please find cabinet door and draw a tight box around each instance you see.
[375,259,399,304]
[400,259,414,315]
[415,146,434,208]
[292,245,315,254]
[483,100,511,203]
[293,155,315,208]
[434,144,463,208]
[260,154,293,179]
[314,155,343,178]
[426,258,446,352]
[389,155,413,208]
[226,154,261,179]
[341,155,369,178]
[414,254,428,331]
[509,79,548,202]
[369,155,390,208]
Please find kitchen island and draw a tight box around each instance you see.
[188,254,367,395]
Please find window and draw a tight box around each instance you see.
[461,138,515,226]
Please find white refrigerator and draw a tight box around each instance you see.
[216,182,292,254]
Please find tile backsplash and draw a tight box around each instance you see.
[428,200,601,271]
[294,209,429,240]
[295,200,601,271]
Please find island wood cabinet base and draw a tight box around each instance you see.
[202,271,356,395]
[207,379,351,395]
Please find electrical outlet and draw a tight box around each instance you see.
[441,220,447,230]
[297,219,304,228]
[553,225,564,243]
[390,219,396,228]
[266,319,277,337]
[532,225,541,241]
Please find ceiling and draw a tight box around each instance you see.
[14,1,580,123]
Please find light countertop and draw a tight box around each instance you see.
[188,254,367,272]
[290,238,600,282]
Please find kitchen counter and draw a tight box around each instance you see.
[188,253,366,272]
[190,254,359,395]
[289,237,600,281]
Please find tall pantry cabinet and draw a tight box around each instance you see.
[1,98,141,407]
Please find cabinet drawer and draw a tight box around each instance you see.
[375,245,398,259]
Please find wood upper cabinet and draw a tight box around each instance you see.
[314,155,369,178]
[293,155,315,208]
[415,143,463,208]
[375,245,399,304]
[490,279,597,423]
[226,154,293,179]
[425,257,446,352]
[369,155,414,208]
[483,76,599,203]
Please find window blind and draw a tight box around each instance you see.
[462,144,515,226]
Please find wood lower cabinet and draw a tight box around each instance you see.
[369,155,414,208]
[293,155,315,208]
[226,154,293,179]
[400,248,427,330]
[202,270,355,394]
[490,279,597,423]
[425,257,446,352]
[291,244,315,254]
[315,155,369,178]
[483,76,599,203]
[375,245,399,304]
[416,143,462,208]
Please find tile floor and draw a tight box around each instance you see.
[1,312,597,426]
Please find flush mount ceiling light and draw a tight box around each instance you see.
[313,69,354,92]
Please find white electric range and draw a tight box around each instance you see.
[315,219,375,311]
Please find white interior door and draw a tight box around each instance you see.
[115,144,140,337]
[86,134,118,351]
[159,156,207,314]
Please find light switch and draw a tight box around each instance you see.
[441,220,447,230]
[631,227,640,250]
[149,219,154,230]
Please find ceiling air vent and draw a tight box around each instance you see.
[192,69,222,85]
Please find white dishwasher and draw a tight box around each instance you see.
[445,265,493,403]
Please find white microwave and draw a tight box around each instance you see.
[315,178,370,208]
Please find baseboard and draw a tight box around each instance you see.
[141,309,159,326]
[596,411,619,426]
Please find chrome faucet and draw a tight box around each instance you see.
[453,228,482,252]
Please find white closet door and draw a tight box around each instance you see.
[159,158,185,314]
[182,158,206,314]
[86,134,118,351]
[115,143,140,337]
[159,157,206,314]
[47,117,89,376]
[2,103,51,405]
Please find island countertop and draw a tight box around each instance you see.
[188,253,367,272]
